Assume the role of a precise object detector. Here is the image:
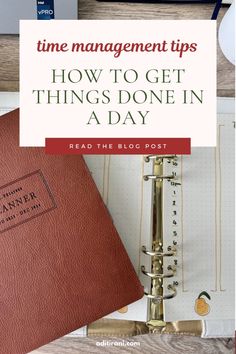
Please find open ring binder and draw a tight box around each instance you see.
[142,154,178,332]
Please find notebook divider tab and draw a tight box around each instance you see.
[141,155,178,332]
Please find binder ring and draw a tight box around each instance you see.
[144,155,176,163]
[143,174,175,181]
[141,265,175,279]
[144,285,177,301]
[142,245,176,257]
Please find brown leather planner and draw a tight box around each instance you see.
[0,109,144,354]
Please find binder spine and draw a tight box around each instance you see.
[141,155,178,332]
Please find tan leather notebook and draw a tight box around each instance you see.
[0,109,143,354]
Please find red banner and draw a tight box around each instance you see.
[45,138,191,155]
